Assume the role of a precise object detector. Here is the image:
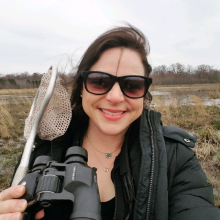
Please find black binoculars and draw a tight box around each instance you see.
[19,146,101,220]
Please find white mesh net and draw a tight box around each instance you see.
[24,69,72,141]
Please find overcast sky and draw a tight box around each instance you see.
[0,0,220,74]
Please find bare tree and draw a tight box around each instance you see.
[186,65,194,74]
[170,63,185,74]
[153,65,167,76]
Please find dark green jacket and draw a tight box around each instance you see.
[14,109,220,219]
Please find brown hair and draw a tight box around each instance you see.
[70,24,152,117]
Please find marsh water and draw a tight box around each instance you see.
[150,90,220,107]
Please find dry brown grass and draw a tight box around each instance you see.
[0,105,14,138]
[190,95,207,116]
[150,83,220,93]
[0,98,32,140]
[152,94,220,206]
[194,126,220,207]
[0,89,34,191]
[195,126,220,163]
[0,99,31,191]
[208,87,220,99]
[0,88,37,95]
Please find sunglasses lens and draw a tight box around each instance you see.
[86,72,112,94]
[122,77,146,98]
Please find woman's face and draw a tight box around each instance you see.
[81,47,145,136]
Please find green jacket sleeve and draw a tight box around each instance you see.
[168,141,220,219]
[163,125,220,219]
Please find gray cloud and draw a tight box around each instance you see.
[0,0,220,74]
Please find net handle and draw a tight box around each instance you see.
[11,66,58,186]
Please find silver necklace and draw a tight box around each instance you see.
[91,146,112,172]
[86,134,121,159]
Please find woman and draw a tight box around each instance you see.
[0,24,220,220]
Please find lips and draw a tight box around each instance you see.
[100,108,125,116]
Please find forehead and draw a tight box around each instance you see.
[90,47,145,76]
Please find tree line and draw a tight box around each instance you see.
[0,72,42,89]
[151,63,220,85]
[0,63,220,89]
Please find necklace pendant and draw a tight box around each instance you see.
[105,153,112,158]
[104,168,109,172]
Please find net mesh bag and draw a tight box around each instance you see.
[24,69,72,141]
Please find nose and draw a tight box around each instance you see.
[106,82,125,104]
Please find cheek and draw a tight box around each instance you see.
[81,84,86,96]
[135,99,144,110]
[82,94,90,114]
[81,87,90,114]
[81,99,86,115]
[81,90,99,116]
[137,100,144,115]
[130,99,144,117]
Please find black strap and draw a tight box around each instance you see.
[51,136,66,162]
[120,128,135,219]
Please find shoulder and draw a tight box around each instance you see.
[162,125,198,171]
[162,126,220,218]
[162,125,197,148]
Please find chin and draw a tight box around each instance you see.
[99,125,128,136]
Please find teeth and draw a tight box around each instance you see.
[101,109,123,116]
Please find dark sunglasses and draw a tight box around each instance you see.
[81,71,152,99]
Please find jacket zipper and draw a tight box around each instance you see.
[112,158,119,220]
[113,181,117,220]
[146,110,155,220]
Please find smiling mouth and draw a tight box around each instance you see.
[101,109,124,116]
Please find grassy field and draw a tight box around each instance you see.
[0,90,34,188]
[0,85,220,206]
[0,88,38,95]
[151,83,220,206]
